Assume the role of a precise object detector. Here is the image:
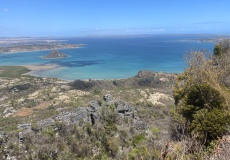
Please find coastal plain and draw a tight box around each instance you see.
[0,37,83,53]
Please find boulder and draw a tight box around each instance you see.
[17,123,32,131]
[90,101,100,111]
[18,132,24,142]
[117,100,135,117]
[117,101,130,114]
[0,131,5,139]
[103,94,113,102]
[0,131,7,144]
[135,120,147,130]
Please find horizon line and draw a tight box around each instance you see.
[0,33,229,38]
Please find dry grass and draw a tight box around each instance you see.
[13,107,33,117]
[13,102,52,117]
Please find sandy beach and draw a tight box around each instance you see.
[22,64,61,78]
[22,64,59,71]
[22,64,60,75]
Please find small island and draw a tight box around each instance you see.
[42,49,69,59]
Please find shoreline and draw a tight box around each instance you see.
[0,46,82,55]
[22,64,60,71]
[21,64,178,82]
[0,64,180,83]
[40,55,70,59]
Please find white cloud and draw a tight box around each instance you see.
[125,28,166,33]
[195,20,224,24]
[150,28,166,32]
[3,8,8,12]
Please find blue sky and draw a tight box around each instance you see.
[0,0,230,37]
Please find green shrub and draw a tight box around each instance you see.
[151,127,160,139]
[129,146,151,160]
[106,137,120,157]
[175,83,230,144]
[190,108,230,142]
[179,84,225,121]
[132,134,145,146]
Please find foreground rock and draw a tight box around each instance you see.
[36,94,135,130]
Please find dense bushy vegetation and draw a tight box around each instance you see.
[171,39,230,159]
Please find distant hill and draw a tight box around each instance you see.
[42,49,69,59]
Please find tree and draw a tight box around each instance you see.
[173,43,230,145]
[190,108,230,143]
[213,39,230,56]
[214,44,221,56]
[176,83,230,144]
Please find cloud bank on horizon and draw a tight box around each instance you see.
[0,0,230,37]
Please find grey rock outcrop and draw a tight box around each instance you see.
[37,118,55,130]
[55,112,72,124]
[29,95,137,130]
[71,108,89,123]
[55,108,89,125]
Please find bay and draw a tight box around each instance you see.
[0,35,215,80]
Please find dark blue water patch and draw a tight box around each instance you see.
[45,60,104,67]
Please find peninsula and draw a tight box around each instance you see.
[42,49,69,59]
[0,37,84,53]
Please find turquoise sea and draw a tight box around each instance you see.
[0,35,215,80]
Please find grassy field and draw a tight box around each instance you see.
[0,66,30,78]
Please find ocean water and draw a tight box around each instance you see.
[0,35,215,80]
